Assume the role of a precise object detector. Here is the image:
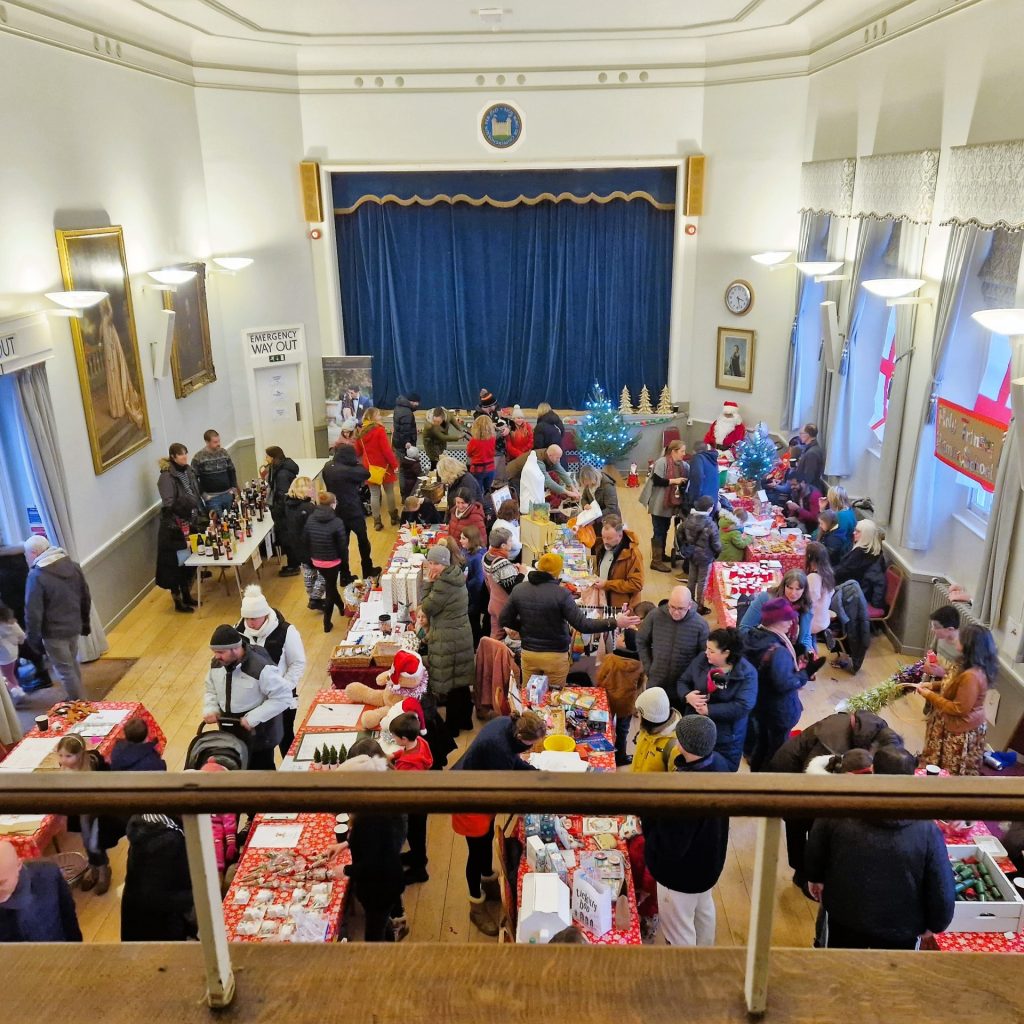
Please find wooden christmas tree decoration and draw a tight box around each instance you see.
[656,385,673,415]
[619,386,634,416]
[636,385,653,415]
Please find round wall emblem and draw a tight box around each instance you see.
[481,103,523,149]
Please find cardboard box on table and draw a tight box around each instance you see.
[517,873,572,944]
[946,845,1024,932]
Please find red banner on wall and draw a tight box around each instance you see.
[934,398,1006,493]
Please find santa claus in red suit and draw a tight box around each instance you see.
[705,400,746,451]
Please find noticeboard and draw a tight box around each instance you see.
[934,398,1006,493]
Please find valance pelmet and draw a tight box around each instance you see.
[798,158,856,218]
[332,167,677,214]
[851,149,939,224]
[941,139,1024,232]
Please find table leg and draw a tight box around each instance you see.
[234,565,243,597]
[196,567,202,612]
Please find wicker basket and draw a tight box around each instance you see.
[51,851,89,886]
[371,640,405,668]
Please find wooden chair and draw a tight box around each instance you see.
[661,427,681,448]
[866,565,904,625]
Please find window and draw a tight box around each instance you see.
[972,332,1012,429]
[869,307,898,445]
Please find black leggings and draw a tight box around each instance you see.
[278,705,297,759]
[465,828,494,898]
[318,565,347,629]
[406,813,428,869]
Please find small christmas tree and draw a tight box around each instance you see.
[313,747,322,764]
[734,431,779,483]
[656,385,673,415]
[636,386,653,415]
[575,383,639,466]
[619,386,634,416]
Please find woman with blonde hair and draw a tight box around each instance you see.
[284,475,326,610]
[533,401,564,450]
[644,439,688,573]
[356,407,399,530]
[824,485,857,544]
[577,463,620,521]
[437,453,484,509]
[834,519,887,609]
[467,415,497,493]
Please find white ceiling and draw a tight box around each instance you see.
[23,0,910,59]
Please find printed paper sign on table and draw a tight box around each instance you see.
[572,869,612,937]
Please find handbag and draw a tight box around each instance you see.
[576,523,597,549]
[638,474,654,508]
[367,464,387,486]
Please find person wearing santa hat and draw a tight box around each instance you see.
[704,401,746,451]
[236,584,307,759]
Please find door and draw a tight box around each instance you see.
[254,363,306,458]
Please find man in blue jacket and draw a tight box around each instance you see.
[0,841,82,942]
[684,443,721,514]
[642,716,730,946]
[805,746,956,949]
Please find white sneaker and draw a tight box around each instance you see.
[8,686,26,703]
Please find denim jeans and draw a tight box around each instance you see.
[204,491,235,513]
[43,636,82,700]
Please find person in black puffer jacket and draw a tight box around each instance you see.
[283,476,325,610]
[322,442,379,580]
[391,394,421,455]
[834,519,888,610]
[533,402,564,452]
[156,443,204,614]
[303,493,349,633]
[121,814,196,942]
[263,446,300,574]
[743,599,812,772]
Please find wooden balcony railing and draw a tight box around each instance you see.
[2,771,1022,1024]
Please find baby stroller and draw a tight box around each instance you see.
[184,716,251,771]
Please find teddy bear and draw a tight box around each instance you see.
[344,649,429,730]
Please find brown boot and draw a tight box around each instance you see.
[469,894,498,936]
[481,872,501,903]
[79,867,98,892]
[649,541,671,573]
[390,509,401,526]
[93,864,112,895]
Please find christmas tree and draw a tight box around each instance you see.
[734,431,779,482]
[619,386,634,416]
[656,385,673,415]
[576,383,639,466]
[636,385,653,415]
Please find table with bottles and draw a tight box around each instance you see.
[185,480,279,607]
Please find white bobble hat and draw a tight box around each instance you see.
[240,584,272,619]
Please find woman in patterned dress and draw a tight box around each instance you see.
[916,623,997,776]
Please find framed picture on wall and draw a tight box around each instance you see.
[716,327,756,393]
[164,261,216,399]
[55,226,151,474]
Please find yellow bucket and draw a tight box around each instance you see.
[544,734,576,753]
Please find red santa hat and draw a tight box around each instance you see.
[390,649,426,688]
[722,401,740,413]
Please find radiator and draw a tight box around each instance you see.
[930,578,987,629]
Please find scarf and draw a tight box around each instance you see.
[763,623,799,670]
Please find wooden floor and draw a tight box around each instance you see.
[69,481,926,947]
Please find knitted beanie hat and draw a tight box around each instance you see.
[635,687,671,726]
[240,584,271,619]
[537,552,564,576]
[675,715,717,759]
[760,598,799,628]
[210,624,244,650]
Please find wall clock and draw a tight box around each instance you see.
[725,279,753,316]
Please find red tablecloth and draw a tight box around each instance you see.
[514,687,641,944]
[932,820,1023,952]
[222,813,350,943]
[746,537,807,575]
[286,689,369,762]
[704,561,782,629]
[1,701,165,859]
[328,663,385,691]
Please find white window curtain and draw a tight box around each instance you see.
[11,363,108,661]
[823,219,897,478]
[898,224,982,550]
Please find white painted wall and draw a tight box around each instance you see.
[0,33,244,562]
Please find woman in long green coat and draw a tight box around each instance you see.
[421,549,476,735]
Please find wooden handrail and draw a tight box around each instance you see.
[3,770,1023,818]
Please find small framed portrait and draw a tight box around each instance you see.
[55,225,151,474]
[716,327,756,393]
[164,261,216,399]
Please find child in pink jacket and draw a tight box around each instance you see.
[200,758,238,885]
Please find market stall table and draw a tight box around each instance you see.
[704,560,782,629]
[185,513,276,608]
[281,689,371,770]
[222,813,350,943]
[0,700,165,859]
[746,533,808,575]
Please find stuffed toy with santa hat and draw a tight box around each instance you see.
[344,649,429,731]
[705,400,746,451]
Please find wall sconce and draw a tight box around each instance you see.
[971,308,1024,336]
[795,261,843,276]
[751,251,793,268]
[45,290,108,317]
[211,256,254,272]
[147,268,197,291]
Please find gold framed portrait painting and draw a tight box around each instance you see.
[55,226,151,474]
[716,327,756,393]
[164,261,216,399]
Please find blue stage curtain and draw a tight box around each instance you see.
[335,198,673,409]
